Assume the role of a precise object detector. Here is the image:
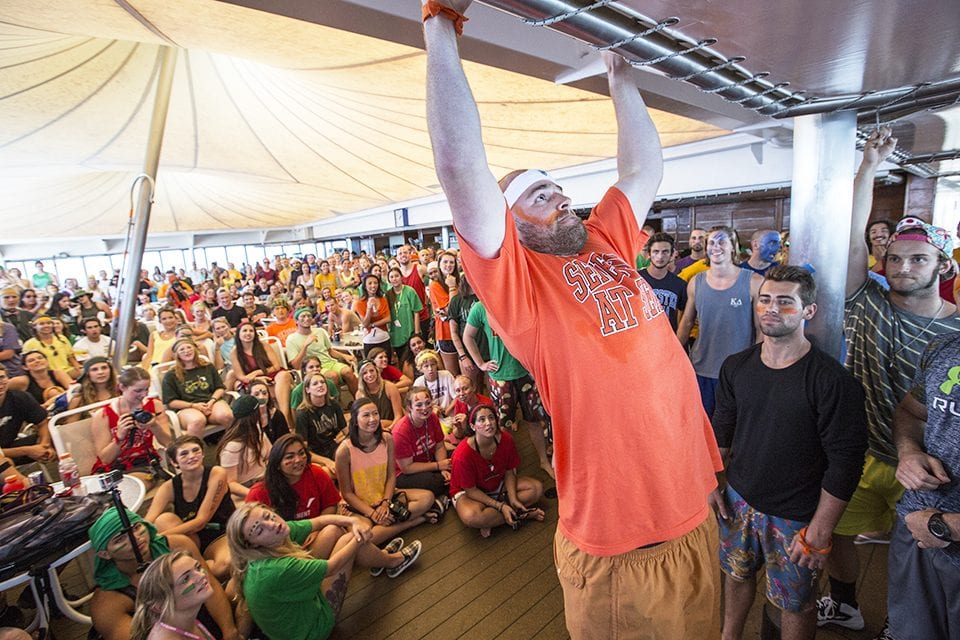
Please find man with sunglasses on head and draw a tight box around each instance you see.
[817,128,960,639]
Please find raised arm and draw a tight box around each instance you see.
[603,52,663,225]
[846,127,897,296]
[423,0,506,259]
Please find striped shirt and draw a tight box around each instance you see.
[844,279,960,465]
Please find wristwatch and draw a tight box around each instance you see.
[927,512,954,543]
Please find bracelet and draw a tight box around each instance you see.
[458,354,469,360]
[422,0,468,35]
[796,526,832,555]
[435,462,440,471]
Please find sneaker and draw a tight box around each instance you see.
[386,540,422,578]
[873,621,895,640]
[369,537,404,577]
[816,595,865,630]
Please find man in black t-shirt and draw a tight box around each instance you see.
[210,288,245,328]
[638,233,687,331]
[711,266,867,639]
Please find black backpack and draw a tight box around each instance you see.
[0,487,110,578]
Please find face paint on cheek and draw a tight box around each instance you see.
[779,307,800,315]
[512,205,562,227]
[180,583,197,596]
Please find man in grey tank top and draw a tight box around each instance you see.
[677,226,762,417]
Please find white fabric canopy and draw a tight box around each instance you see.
[0,0,724,240]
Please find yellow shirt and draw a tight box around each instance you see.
[23,335,74,373]
[678,258,709,282]
[313,272,338,292]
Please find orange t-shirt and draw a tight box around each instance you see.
[428,281,453,341]
[265,317,298,346]
[457,187,722,556]
[355,297,391,334]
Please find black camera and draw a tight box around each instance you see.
[388,493,411,522]
[131,409,154,424]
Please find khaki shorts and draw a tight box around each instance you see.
[554,516,720,640]
[833,454,904,536]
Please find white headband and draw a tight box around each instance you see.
[502,169,557,209]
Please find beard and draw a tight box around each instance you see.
[888,270,939,296]
[515,215,587,256]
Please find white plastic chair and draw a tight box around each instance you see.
[264,335,288,368]
[48,399,112,475]
[150,360,176,398]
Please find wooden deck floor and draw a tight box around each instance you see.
[25,424,890,639]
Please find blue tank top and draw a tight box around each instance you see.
[689,268,754,378]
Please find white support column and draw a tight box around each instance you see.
[113,46,178,369]
[788,112,857,360]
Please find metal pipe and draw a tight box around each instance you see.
[478,0,804,113]
[113,45,178,371]
[788,111,858,360]
[777,76,960,119]
[899,149,960,165]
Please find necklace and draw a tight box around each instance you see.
[893,297,945,358]
[157,620,211,640]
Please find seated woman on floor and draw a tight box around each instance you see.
[392,386,451,501]
[451,404,544,538]
[247,379,289,442]
[368,346,411,396]
[145,435,235,581]
[130,550,217,640]
[446,375,493,451]
[229,321,294,431]
[243,434,413,576]
[295,372,347,476]
[225,503,370,640]
[91,366,174,491]
[355,359,403,432]
[215,394,272,500]
[336,398,437,549]
[289,356,341,410]
[161,339,233,437]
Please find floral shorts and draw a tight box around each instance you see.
[718,485,817,612]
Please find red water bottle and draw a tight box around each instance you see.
[2,475,25,495]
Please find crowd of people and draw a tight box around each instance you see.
[1,3,958,639]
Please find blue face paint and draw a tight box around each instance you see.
[759,232,782,262]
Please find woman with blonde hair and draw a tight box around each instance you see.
[130,550,216,640]
[225,502,372,640]
[161,339,233,437]
[355,359,403,431]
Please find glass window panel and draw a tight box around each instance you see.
[193,248,207,269]
[143,252,163,277]
[204,247,227,269]
[52,257,86,287]
[224,246,248,271]
[160,250,187,273]
[82,256,113,283]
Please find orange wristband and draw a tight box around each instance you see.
[422,0,468,36]
[797,526,832,555]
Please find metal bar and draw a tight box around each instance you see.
[899,149,960,165]
[113,45,178,371]
[523,0,618,27]
[788,111,858,360]
[776,76,960,118]
[478,0,804,113]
